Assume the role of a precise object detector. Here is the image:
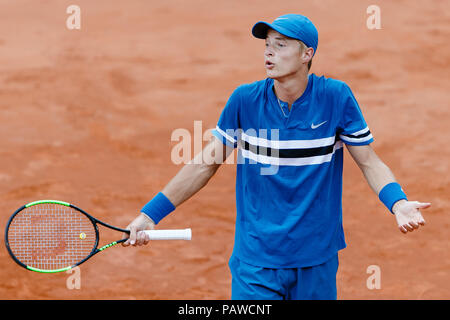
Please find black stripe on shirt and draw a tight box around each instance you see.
[240,140,337,159]
[340,130,371,139]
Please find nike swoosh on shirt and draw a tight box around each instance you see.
[311,121,327,129]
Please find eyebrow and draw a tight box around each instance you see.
[266,37,288,41]
[265,35,289,41]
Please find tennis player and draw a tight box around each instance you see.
[123,14,431,300]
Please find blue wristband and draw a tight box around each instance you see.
[141,192,176,224]
[378,182,408,214]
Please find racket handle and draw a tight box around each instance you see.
[139,228,192,240]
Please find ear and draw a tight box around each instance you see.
[302,47,314,64]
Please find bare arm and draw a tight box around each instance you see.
[162,136,233,207]
[347,144,431,233]
[346,144,396,195]
[123,136,233,246]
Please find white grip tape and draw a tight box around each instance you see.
[140,228,192,240]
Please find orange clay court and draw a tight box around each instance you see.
[0,0,448,299]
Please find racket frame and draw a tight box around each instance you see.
[5,200,130,273]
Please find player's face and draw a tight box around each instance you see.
[264,30,305,80]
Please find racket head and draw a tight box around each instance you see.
[5,200,99,273]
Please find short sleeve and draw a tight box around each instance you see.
[338,83,374,146]
[211,86,243,148]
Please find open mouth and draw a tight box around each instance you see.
[265,61,274,69]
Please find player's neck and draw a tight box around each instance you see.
[273,72,309,108]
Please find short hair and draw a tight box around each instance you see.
[298,41,313,70]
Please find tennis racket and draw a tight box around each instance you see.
[5,199,192,273]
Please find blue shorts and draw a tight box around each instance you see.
[229,253,339,300]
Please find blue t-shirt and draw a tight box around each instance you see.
[212,74,374,268]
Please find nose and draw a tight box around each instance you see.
[264,44,274,58]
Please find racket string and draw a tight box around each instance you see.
[8,203,96,270]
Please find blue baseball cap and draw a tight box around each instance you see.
[252,14,318,56]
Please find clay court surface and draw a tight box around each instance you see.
[0,0,448,299]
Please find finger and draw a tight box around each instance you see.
[121,227,131,247]
[416,213,426,226]
[403,224,414,232]
[142,231,150,245]
[136,230,150,246]
[122,228,131,247]
[414,202,431,209]
[399,225,407,234]
[129,226,137,246]
[409,221,419,229]
[136,231,146,246]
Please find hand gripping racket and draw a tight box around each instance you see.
[4,200,192,273]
